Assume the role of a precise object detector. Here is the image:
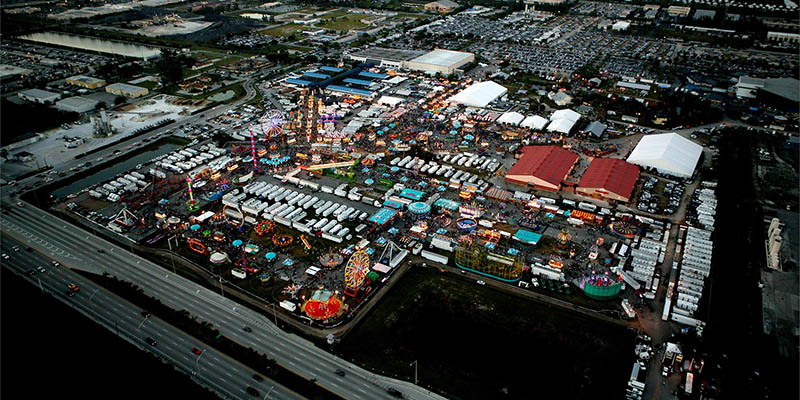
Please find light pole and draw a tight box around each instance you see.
[194,348,206,376]
[263,385,274,400]
[272,303,278,327]
[166,235,177,274]
[410,360,418,385]
[218,275,224,297]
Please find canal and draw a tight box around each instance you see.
[19,31,161,59]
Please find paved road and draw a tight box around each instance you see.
[0,235,302,400]
[0,202,445,400]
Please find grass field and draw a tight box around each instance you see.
[336,266,636,400]
[317,14,369,31]
[260,23,305,37]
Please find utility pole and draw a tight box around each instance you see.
[37,278,44,293]
[272,303,278,327]
[218,275,224,297]
[410,360,418,385]
[167,236,177,274]
[263,386,275,400]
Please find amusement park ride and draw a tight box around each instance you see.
[294,62,374,143]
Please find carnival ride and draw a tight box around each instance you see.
[577,271,623,300]
[319,253,344,268]
[272,233,293,247]
[610,220,638,238]
[187,238,208,254]
[343,250,370,297]
[454,238,524,282]
[302,289,344,320]
[260,109,285,141]
[222,205,245,227]
[299,235,312,250]
[254,220,274,236]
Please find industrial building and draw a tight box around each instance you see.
[626,133,702,179]
[18,88,60,104]
[405,49,474,75]
[448,80,507,108]
[55,96,99,113]
[576,158,640,203]
[66,75,106,89]
[348,47,426,69]
[424,0,459,13]
[106,82,149,98]
[505,146,579,192]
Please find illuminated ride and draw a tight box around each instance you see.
[187,238,207,254]
[318,253,344,268]
[222,204,244,227]
[299,235,311,250]
[260,109,284,140]
[254,220,274,236]
[610,220,637,238]
[272,233,293,247]
[302,289,344,321]
[343,250,370,297]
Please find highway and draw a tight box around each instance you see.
[0,235,301,400]
[0,202,446,400]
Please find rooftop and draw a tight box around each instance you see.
[409,49,473,67]
[578,158,640,199]
[507,146,579,187]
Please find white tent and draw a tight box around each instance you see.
[449,81,507,108]
[626,133,703,178]
[378,96,404,106]
[521,115,549,130]
[546,109,581,134]
[497,111,525,126]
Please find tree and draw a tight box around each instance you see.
[114,96,126,106]
[95,101,107,111]
[157,49,184,86]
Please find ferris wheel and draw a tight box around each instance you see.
[344,250,369,297]
[260,109,284,139]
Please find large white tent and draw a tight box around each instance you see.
[546,109,581,134]
[521,115,549,130]
[626,133,703,178]
[449,81,507,108]
[497,111,525,126]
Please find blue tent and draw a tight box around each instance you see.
[365,179,375,185]
[265,252,276,260]
[232,240,243,247]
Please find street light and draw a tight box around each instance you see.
[263,385,274,400]
[194,348,206,376]
[410,360,418,385]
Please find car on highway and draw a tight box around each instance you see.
[252,374,263,382]
[387,387,404,398]
[68,284,79,293]
[16,202,24,207]
[476,280,486,285]
[51,261,60,267]
[246,387,259,396]
[37,266,46,273]
[27,270,35,276]
[335,369,346,377]
[65,290,76,297]
[1,253,8,260]
[191,347,202,355]
[97,249,105,253]
[242,326,252,333]
[12,246,19,252]
[145,337,157,346]
[141,311,151,318]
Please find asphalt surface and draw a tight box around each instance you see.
[0,203,446,400]
[0,235,301,400]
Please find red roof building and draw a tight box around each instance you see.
[505,146,579,192]
[576,158,640,203]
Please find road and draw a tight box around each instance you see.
[0,202,446,400]
[0,235,301,400]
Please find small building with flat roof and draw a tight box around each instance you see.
[18,88,60,104]
[424,0,459,13]
[66,75,106,89]
[106,82,148,98]
[55,96,99,113]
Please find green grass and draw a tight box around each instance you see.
[317,14,369,31]
[259,23,304,36]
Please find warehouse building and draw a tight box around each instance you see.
[66,75,106,89]
[18,88,60,104]
[576,158,640,203]
[626,133,702,179]
[505,146,579,192]
[106,82,148,98]
[55,96,99,113]
[348,47,426,69]
[406,49,474,75]
[424,0,459,13]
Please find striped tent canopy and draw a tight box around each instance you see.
[485,187,513,201]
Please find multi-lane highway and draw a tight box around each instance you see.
[1,235,301,400]
[1,202,446,400]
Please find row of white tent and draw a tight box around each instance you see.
[495,109,582,134]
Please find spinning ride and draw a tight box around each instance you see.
[260,109,284,140]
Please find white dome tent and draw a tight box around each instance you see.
[626,133,703,179]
